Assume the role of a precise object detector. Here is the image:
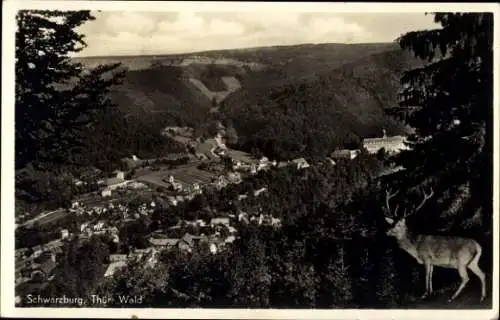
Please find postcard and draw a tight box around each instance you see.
[1,1,499,319]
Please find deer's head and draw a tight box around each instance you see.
[383,187,434,240]
[385,216,409,239]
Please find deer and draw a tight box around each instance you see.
[383,187,486,302]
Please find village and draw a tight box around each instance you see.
[14,125,408,296]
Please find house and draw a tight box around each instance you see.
[277,161,289,168]
[149,237,180,249]
[226,172,242,184]
[210,217,230,227]
[109,254,128,263]
[330,149,359,160]
[232,159,243,170]
[238,211,249,224]
[166,175,183,191]
[104,261,127,278]
[326,158,337,166]
[111,234,120,244]
[209,243,218,254]
[291,158,310,170]
[238,194,248,201]
[196,153,208,161]
[60,229,69,240]
[129,181,146,189]
[185,219,206,228]
[133,248,159,267]
[108,226,119,234]
[80,222,89,233]
[73,178,84,186]
[250,163,257,174]
[93,221,105,231]
[271,217,282,228]
[259,156,269,164]
[201,235,224,254]
[224,235,236,244]
[167,196,178,206]
[180,233,201,252]
[362,130,409,154]
[254,187,268,197]
[213,175,228,189]
[113,170,126,180]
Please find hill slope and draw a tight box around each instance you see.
[72,42,421,161]
[74,43,402,126]
[220,48,422,160]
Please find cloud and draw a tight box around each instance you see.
[75,11,437,56]
[104,12,157,35]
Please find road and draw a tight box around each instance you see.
[19,209,68,228]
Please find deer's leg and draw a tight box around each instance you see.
[468,260,486,302]
[448,266,469,302]
[429,265,434,294]
[420,263,430,299]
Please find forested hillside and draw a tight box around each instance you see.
[70,42,420,162]
[221,49,420,160]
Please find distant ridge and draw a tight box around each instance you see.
[73,41,397,60]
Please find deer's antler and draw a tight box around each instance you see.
[385,188,399,216]
[414,186,434,213]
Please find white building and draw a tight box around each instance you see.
[60,229,69,240]
[291,158,310,170]
[101,189,112,198]
[254,187,268,197]
[113,170,126,180]
[362,130,409,154]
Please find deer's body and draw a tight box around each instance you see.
[396,233,481,268]
[384,187,486,302]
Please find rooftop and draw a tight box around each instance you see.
[363,135,407,144]
[105,177,126,186]
[149,238,179,246]
[291,158,308,163]
[104,261,127,277]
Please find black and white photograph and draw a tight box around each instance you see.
[1,1,499,319]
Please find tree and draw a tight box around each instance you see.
[15,10,124,169]
[386,13,493,235]
[225,125,239,145]
[44,237,109,300]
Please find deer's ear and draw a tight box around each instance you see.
[385,217,394,225]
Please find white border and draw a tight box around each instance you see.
[1,2,499,319]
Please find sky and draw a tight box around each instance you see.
[75,11,440,57]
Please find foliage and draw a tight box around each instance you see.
[15,10,124,169]
[42,236,110,301]
[386,13,493,245]
[221,50,413,160]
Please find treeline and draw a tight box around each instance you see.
[89,154,439,308]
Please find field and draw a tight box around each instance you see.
[173,166,217,185]
[226,149,258,164]
[135,163,217,189]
